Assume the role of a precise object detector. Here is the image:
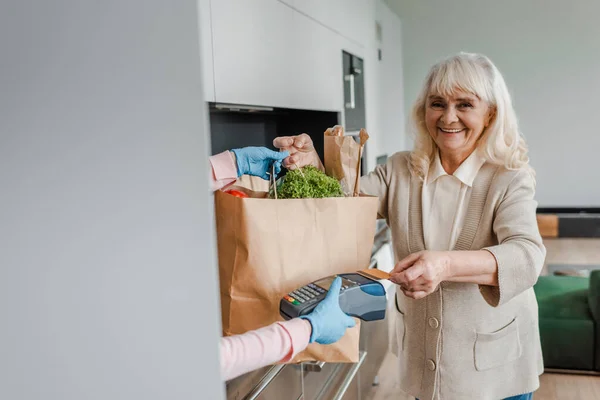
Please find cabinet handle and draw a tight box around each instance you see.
[344,74,355,109]
[243,364,285,400]
[303,360,326,372]
[214,103,273,112]
[331,351,367,400]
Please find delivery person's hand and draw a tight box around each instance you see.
[272,133,324,171]
[230,147,289,180]
[300,277,356,345]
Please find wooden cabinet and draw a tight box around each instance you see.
[537,214,559,238]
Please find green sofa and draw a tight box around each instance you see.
[534,270,600,371]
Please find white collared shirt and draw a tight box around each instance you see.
[422,150,486,251]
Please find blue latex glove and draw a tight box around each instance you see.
[300,277,356,345]
[231,147,290,180]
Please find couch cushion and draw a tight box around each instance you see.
[534,275,595,370]
[588,271,600,370]
[534,275,591,320]
[589,270,600,322]
[538,319,595,370]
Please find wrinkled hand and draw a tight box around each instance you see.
[272,133,324,171]
[390,251,451,300]
[230,147,289,180]
[301,277,356,345]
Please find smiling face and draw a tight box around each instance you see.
[424,90,492,162]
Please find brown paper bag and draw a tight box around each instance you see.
[324,126,369,196]
[215,188,378,363]
[235,174,270,192]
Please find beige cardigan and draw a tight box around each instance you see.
[361,152,545,400]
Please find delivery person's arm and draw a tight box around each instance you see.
[220,319,311,381]
[220,277,355,381]
[209,147,289,191]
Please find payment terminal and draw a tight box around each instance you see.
[279,272,387,321]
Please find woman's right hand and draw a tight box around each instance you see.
[273,133,324,171]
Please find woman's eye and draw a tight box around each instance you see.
[430,102,445,109]
[458,102,473,109]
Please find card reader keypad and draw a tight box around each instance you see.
[285,283,326,305]
[280,273,387,322]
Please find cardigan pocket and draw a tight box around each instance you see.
[474,317,522,371]
[392,293,405,354]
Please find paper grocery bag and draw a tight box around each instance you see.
[235,174,270,192]
[214,188,378,363]
[324,126,369,196]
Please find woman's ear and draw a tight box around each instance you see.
[485,106,496,127]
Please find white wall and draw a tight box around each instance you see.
[357,0,407,172]
[358,1,381,173]
[386,0,600,207]
[0,1,224,399]
[376,1,406,155]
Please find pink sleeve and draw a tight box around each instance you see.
[220,318,312,381]
[209,151,238,191]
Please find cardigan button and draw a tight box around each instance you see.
[428,317,439,329]
[427,359,436,371]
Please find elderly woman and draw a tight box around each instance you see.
[274,52,545,400]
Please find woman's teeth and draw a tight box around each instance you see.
[439,128,464,133]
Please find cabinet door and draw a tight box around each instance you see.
[289,11,343,111]
[257,365,302,399]
[288,0,373,47]
[359,319,390,399]
[211,0,294,107]
[307,361,363,400]
[342,374,360,400]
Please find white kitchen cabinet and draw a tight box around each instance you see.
[210,0,345,112]
[288,0,374,47]
[288,10,344,111]
[198,0,215,102]
[211,0,295,108]
[208,0,383,116]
